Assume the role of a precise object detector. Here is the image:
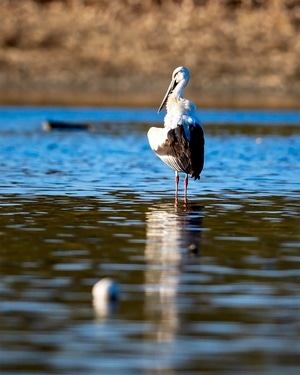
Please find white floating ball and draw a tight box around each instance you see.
[92,278,120,319]
[92,277,120,302]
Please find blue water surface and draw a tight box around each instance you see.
[0,106,300,375]
[1,106,300,131]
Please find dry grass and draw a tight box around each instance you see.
[0,0,299,107]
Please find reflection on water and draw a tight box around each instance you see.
[0,108,300,374]
[145,203,203,343]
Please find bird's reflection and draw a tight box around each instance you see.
[144,201,203,344]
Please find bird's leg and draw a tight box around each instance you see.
[175,171,179,204]
[184,174,188,204]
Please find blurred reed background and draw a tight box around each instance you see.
[0,0,299,108]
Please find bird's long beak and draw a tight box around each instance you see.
[157,78,177,114]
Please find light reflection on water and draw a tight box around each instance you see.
[0,107,300,374]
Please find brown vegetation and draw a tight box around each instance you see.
[0,0,299,107]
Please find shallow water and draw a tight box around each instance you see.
[0,107,300,374]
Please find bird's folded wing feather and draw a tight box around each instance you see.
[148,125,200,174]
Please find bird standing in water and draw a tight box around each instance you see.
[147,66,205,203]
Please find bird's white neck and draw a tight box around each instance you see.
[166,95,190,113]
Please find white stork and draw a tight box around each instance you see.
[147,66,205,203]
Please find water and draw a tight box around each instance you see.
[0,107,300,374]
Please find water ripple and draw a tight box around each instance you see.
[0,107,299,375]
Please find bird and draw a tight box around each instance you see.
[147,66,205,203]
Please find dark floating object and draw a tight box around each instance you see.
[42,120,94,132]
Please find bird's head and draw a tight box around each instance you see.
[158,66,190,113]
[172,66,190,86]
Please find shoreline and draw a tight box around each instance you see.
[1,89,299,109]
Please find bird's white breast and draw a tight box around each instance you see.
[164,96,200,141]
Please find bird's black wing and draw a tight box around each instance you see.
[155,124,204,179]
[189,123,205,180]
